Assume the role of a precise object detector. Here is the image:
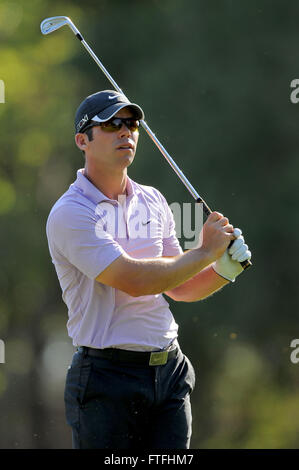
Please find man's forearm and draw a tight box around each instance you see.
[107,248,215,297]
[123,249,219,296]
[96,211,235,296]
[164,265,229,302]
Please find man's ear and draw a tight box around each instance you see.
[75,133,89,152]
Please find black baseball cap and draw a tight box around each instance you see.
[74,90,144,134]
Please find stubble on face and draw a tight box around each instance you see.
[86,108,139,172]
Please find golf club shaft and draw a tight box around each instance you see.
[79,37,211,210]
[52,19,252,271]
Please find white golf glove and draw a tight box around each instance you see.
[212,228,251,282]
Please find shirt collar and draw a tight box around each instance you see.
[72,169,138,205]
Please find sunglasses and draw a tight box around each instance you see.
[83,117,140,133]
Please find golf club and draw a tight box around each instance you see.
[40,16,251,270]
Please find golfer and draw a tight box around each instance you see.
[46,90,251,449]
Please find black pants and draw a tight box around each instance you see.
[64,345,196,449]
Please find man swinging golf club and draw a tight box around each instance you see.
[46,89,251,449]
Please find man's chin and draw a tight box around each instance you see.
[117,154,135,168]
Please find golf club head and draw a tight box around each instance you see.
[40,16,71,35]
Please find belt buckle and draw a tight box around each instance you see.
[149,350,168,366]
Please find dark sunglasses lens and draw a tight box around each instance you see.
[128,119,139,131]
[101,119,122,132]
[101,118,139,132]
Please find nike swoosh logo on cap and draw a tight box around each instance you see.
[108,95,118,100]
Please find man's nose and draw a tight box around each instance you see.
[119,123,131,136]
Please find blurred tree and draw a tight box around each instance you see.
[0,0,299,448]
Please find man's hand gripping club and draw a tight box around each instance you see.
[210,221,252,282]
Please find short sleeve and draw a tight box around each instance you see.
[46,203,125,279]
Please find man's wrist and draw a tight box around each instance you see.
[193,246,215,268]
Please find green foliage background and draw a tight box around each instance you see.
[0,0,299,448]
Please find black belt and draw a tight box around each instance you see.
[77,344,178,366]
